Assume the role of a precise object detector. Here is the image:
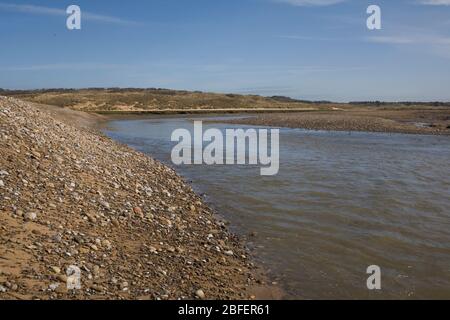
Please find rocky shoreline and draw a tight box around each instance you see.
[0,96,274,300]
[224,110,450,135]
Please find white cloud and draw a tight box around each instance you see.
[419,0,450,5]
[0,3,140,25]
[273,0,347,6]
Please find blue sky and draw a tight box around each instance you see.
[0,0,449,101]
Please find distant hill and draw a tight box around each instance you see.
[0,88,342,112]
[1,88,448,112]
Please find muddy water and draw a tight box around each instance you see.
[104,116,450,299]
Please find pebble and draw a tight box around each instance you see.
[49,283,60,291]
[90,284,103,292]
[52,234,62,243]
[102,239,112,250]
[111,219,120,227]
[100,200,110,209]
[149,246,158,253]
[51,266,61,274]
[0,180,4,187]
[92,265,100,276]
[79,247,89,254]
[195,289,206,299]
[133,206,144,218]
[86,214,97,223]
[24,212,37,221]
[120,281,129,290]
[3,282,18,291]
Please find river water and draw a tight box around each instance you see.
[103,116,450,299]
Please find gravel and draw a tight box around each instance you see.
[0,96,260,300]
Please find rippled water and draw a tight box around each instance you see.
[104,116,450,299]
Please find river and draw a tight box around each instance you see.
[103,115,450,299]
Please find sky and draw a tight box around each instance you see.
[0,0,449,101]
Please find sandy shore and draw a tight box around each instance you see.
[0,97,282,300]
[224,109,450,135]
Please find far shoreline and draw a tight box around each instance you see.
[98,110,450,137]
[217,110,450,136]
[6,88,450,136]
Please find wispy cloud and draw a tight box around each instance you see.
[272,0,347,6]
[277,35,345,41]
[366,35,450,45]
[0,3,141,26]
[418,0,450,5]
[1,63,130,72]
[366,34,450,59]
[366,36,417,44]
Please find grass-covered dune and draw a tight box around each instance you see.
[0,88,344,113]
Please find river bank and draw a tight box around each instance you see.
[222,109,450,135]
[0,97,281,300]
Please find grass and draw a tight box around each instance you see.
[3,88,447,114]
[2,88,343,112]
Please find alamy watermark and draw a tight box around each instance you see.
[65,4,381,31]
[366,265,381,290]
[367,5,382,30]
[66,5,81,30]
[171,121,279,176]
